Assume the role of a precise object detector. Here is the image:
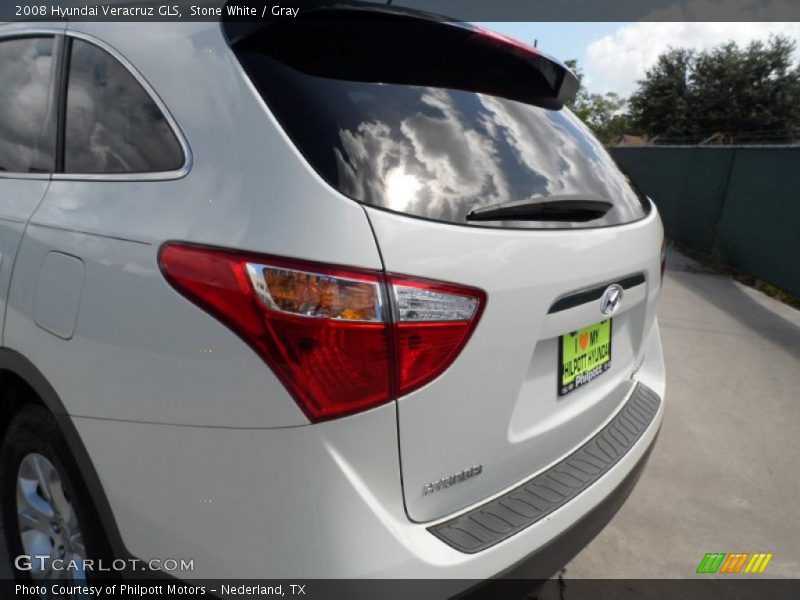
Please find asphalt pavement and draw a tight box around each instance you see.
[560,248,800,580]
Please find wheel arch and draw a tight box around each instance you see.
[0,347,131,563]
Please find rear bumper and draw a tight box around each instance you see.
[430,383,661,554]
[70,322,665,582]
[465,428,659,599]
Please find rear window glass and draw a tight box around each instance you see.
[65,39,184,174]
[231,21,650,229]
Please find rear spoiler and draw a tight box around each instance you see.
[222,0,579,110]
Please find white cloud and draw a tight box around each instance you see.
[584,22,800,96]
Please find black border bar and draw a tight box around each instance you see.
[4,0,800,22]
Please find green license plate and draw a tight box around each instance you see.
[558,319,612,396]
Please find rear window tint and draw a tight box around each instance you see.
[65,39,184,174]
[0,36,57,174]
[231,20,649,229]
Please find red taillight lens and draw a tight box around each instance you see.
[259,315,391,419]
[159,244,484,422]
[389,276,485,395]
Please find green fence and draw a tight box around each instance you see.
[610,146,800,296]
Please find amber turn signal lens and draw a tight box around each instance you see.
[254,266,382,322]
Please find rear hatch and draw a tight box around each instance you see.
[225,6,663,522]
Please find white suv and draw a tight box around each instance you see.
[0,5,665,592]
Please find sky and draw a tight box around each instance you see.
[477,22,800,97]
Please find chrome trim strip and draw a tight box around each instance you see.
[548,273,646,314]
[0,172,51,180]
[0,25,66,35]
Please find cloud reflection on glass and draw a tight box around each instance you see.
[331,84,646,228]
[0,36,56,173]
[238,51,650,230]
[64,39,183,174]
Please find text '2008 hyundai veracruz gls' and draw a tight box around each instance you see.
[0,2,665,592]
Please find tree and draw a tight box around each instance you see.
[629,36,800,142]
[564,59,634,143]
[628,48,695,138]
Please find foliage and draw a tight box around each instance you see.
[564,59,633,143]
[628,36,800,142]
[564,36,800,144]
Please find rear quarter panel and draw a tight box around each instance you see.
[4,22,383,427]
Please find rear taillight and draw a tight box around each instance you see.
[389,276,483,396]
[158,243,484,422]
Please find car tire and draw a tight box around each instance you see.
[0,404,114,584]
